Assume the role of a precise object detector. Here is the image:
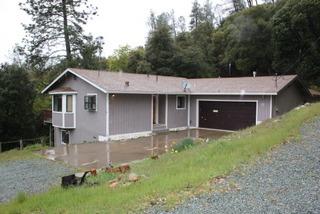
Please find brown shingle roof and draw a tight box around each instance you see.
[42,68,298,95]
[190,75,297,95]
[70,68,187,94]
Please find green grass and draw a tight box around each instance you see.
[0,144,46,163]
[1,103,320,214]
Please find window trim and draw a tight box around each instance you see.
[52,94,63,113]
[176,95,187,110]
[84,93,98,112]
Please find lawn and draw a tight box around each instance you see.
[0,144,46,163]
[1,103,320,213]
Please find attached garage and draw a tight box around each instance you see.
[198,100,257,131]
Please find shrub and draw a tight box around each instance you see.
[15,192,27,204]
[172,138,194,152]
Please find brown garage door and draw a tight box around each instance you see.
[199,101,256,131]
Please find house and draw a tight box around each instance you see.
[42,68,309,145]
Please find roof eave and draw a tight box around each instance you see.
[41,68,107,94]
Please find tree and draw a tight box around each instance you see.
[106,45,132,71]
[190,0,203,30]
[173,32,212,78]
[232,0,246,12]
[272,0,320,86]
[211,4,275,76]
[127,47,151,73]
[145,13,175,76]
[77,35,105,70]
[19,0,101,68]
[0,64,36,141]
[202,0,215,26]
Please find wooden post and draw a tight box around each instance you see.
[0,142,2,153]
[19,139,23,150]
[49,125,52,147]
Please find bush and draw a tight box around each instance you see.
[15,192,27,204]
[172,138,194,152]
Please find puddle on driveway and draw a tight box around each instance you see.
[42,129,228,170]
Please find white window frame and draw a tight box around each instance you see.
[176,95,187,110]
[52,94,63,113]
[51,94,76,129]
[84,93,98,112]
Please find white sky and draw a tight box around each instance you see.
[0,0,228,63]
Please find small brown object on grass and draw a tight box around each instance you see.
[90,168,97,176]
[106,164,130,173]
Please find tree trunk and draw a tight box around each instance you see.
[62,0,72,64]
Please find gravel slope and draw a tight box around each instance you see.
[149,117,320,214]
[0,159,73,203]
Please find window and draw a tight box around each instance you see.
[53,95,62,112]
[61,130,70,144]
[66,95,73,112]
[84,95,97,111]
[176,95,186,109]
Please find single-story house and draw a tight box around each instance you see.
[42,68,310,145]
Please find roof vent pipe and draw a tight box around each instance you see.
[253,71,257,78]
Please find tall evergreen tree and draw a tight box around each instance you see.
[19,0,102,68]
[190,0,203,30]
[145,13,175,76]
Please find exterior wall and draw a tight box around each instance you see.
[273,82,305,116]
[53,76,106,145]
[64,113,75,128]
[52,112,63,127]
[54,127,61,145]
[189,95,272,127]
[109,94,152,135]
[167,95,188,129]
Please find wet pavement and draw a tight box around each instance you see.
[42,129,228,170]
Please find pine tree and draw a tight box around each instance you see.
[19,0,102,68]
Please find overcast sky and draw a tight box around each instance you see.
[0,0,227,64]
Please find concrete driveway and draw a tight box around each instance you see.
[42,129,227,169]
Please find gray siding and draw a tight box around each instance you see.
[54,127,60,145]
[189,95,272,127]
[167,95,188,128]
[109,94,152,135]
[273,83,305,116]
[64,113,75,128]
[52,112,63,127]
[53,76,106,144]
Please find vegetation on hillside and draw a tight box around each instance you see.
[1,102,319,213]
